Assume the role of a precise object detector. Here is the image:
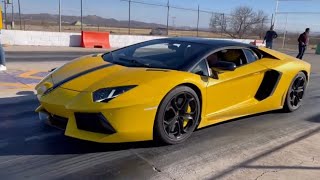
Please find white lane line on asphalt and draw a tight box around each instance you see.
[6,55,81,58]
[24,132,62,142]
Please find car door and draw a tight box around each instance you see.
[205,47,267,122]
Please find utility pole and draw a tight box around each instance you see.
[196,5,199,37]
[80,0,83,31]
[166,0,169,35]
[18,0,22,30]
[59,0,61,32]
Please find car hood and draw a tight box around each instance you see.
[50,54,173,92]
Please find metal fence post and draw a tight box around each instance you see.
[81,0,83,31]
[4,0,7,29]
[196,5,199,37]
[59,0,61,32]
[11,0,14,29]
[166,0,169,35]
[274,0,279,27]
[282,13,288,49]
[128,0,131,34]
[18,0,22,30]
[221,13,224,38]
[261,17,265,39]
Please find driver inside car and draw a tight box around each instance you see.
[221,49,243,66]
[207,49,243,69]
[207,52,220,68]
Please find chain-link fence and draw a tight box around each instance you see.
[2,0,229,38]
[271,0,320,51]
[4,0,319,49]
[2,0,273,39]
[273,13,320,50]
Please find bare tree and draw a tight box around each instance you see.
[210,6,268,38]
[209,13,226,33]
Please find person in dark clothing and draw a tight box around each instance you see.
[264,26,278,49]
[296,28,310,60]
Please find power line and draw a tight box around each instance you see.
[276,11,320,14]
[120,0,221,14]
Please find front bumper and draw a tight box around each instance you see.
[36,87,158,143]
[38,111,68,130]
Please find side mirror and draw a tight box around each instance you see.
[168,44,178,51]
[211,61,236,71]
[195,70,205,76]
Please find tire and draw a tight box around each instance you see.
[283,72,307,112]
[153,86,201,145]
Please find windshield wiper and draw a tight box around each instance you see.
[130,59,151,68]
[103,52,129,67]
[118,56,151,68]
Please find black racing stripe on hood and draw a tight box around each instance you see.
[44,63,115,95]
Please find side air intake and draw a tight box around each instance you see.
[255,70,281,101]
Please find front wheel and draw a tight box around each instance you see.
[154,86,201,145]
[283,72,307,112]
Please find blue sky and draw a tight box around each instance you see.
[9,0,320,32]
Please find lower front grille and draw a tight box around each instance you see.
[49,115,68,130]
[74,113,116,134]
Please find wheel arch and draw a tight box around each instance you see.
[179,83,203,126]
[281,70,308,111]
[152,82,203,143]
[301,70,309,82]
[153,83,203,129]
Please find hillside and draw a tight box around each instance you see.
[6,13,169,29]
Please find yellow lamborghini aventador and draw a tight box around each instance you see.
[35,37,311,144]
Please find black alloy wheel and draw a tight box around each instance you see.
[154,86,200,144]
[284,72,307,112]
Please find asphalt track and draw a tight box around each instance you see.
[1,51,320,179]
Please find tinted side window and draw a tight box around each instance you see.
[243,49,259,63]
[191,60,209,76]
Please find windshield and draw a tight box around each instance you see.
[102,39,212,70]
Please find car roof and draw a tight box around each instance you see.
[164,37,255,49]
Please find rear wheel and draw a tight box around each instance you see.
[283,72,307,112]
[154,86,200,145]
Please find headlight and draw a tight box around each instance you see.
[93,85,137,103]
[37,82,53,95]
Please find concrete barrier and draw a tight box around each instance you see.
[0,29,256,48]
[1,30,81,47]
[110,35,165,48]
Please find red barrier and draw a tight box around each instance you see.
[250,40,265,47]
[81,31,111,49]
